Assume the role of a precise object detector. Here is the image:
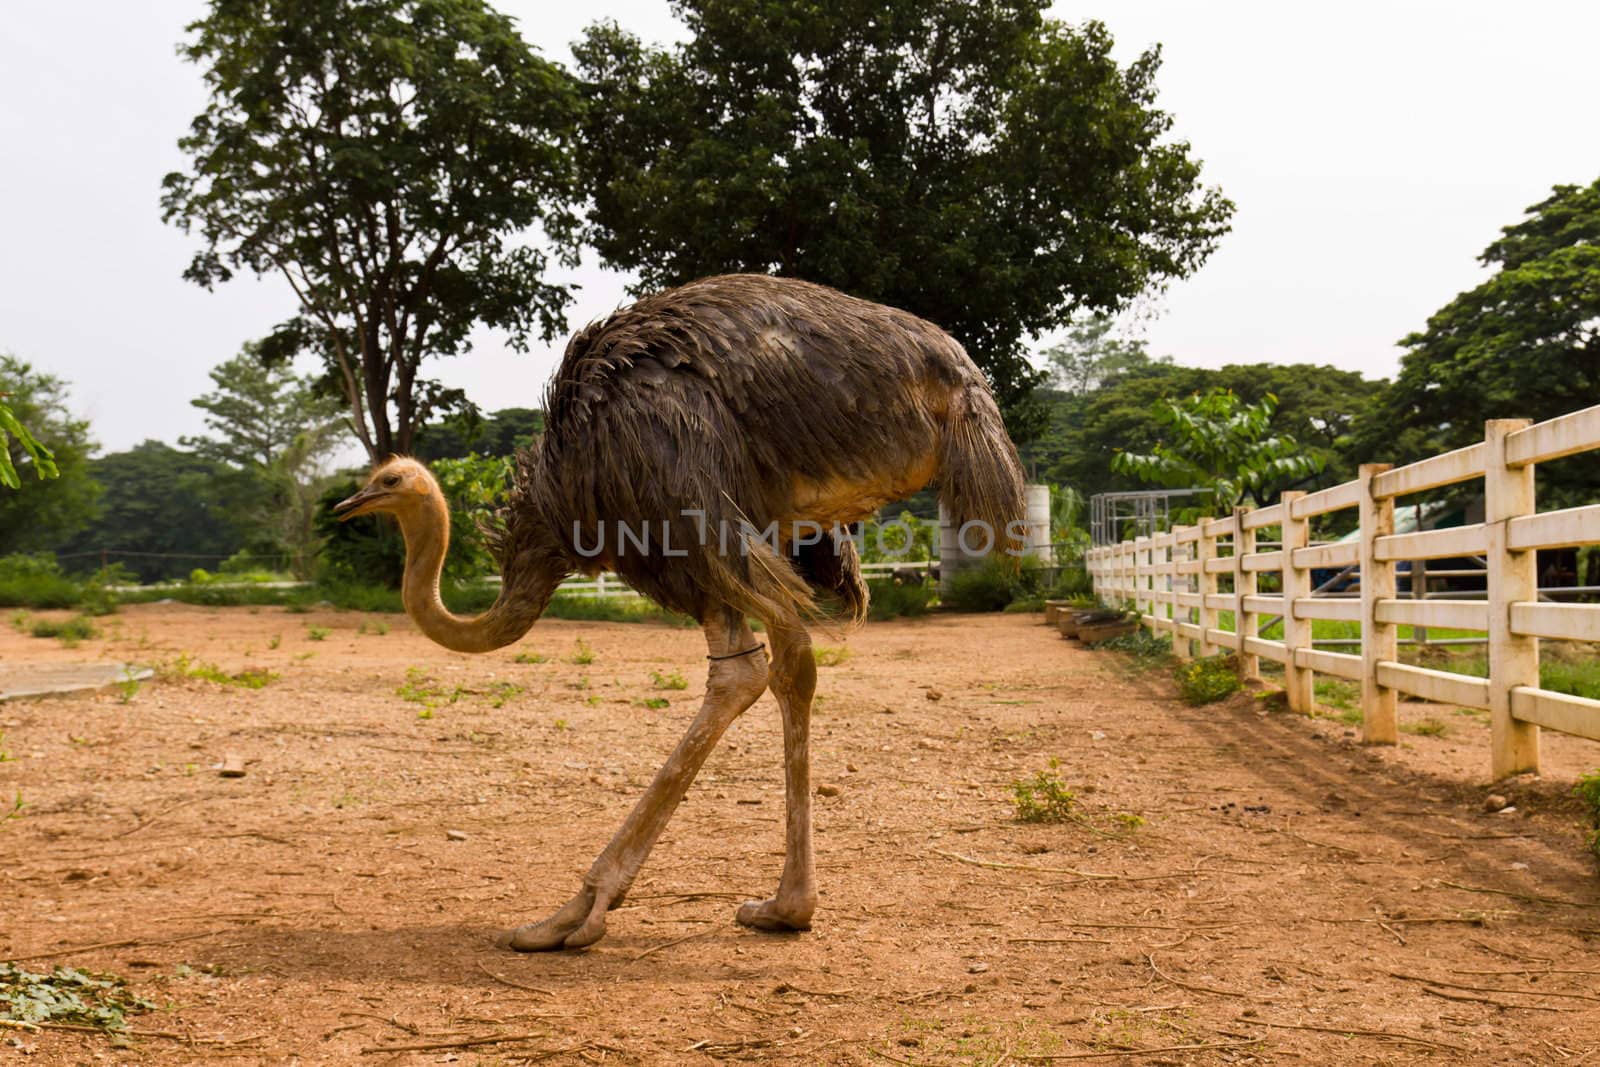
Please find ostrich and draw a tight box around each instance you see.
[335,273,1025,951]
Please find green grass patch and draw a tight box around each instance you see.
[813,646,852,667]
[1011,763,1076,823]
[865,577,934,620]
[1173,654,1241,706]
[29,615,98,644]
[651,669,688,690]
[169,655,279,689]
[0,963,154,1031]
[513,650,546,664]
[1575,770,1600,863]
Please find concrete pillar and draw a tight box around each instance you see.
[1024,484,1052,564]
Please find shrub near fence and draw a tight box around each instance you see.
[1087,407,1600,781]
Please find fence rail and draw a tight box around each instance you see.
[1086,406,1600,780]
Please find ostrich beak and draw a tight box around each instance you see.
[333,486,389,521]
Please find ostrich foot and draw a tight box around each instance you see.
[735,895,814,933]
[505,885,612,951]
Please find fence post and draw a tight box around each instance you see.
[1486,418,1540,778]
[1198,518,1219,658]
[1133,535,1151,622]
[1171,525,1193,661]
[1359,463,1398,744]
[1234,506,1258,681]
[1279,491,1313,714]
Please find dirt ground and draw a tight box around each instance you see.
[4,603,1600,1065]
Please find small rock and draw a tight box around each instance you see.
[1483,793,1509,812]
[445,829,468,841]
[1509,861,1530,871]
[916,738,942,751]
[218,753,247,778]
[967,961,989,974]
[1089,730,1106,741]
[925,689,943,702]
[846,762,859,773]
[816,783,842,798]
[1497,805,1518,815]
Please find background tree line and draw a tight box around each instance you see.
[3,0,1596,587]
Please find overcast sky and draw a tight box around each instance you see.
[3,1,1598,457]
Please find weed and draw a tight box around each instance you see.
[284,600,313,614]
[0,962,153,1031]
[396,666,465,717]
[115,669,141,704]
[2,790,23,824]
[1401,717,1448,737]
[514,651,546,664]
[1314,678,1358,711]
[585,694,601,706]
[30,615,98,645]
[1574,770,1600,862]
[357,617,389,636]
[865,577,934,620]
[1096,627,1173,668]
[1011,762,1076,824]
[172,656,279,689]
[0,732,12,763]
[813,646,852,667]
[487,681,523,709]
[1173,655,1241,706]
[651,669,688,690]
[267,634,281,650]
[642,697,670,709]
[553,718,570,731]
[9,609,29,631]
[568,638,596,665]
[306,624,330,642]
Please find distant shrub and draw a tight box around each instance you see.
[1575,770,1600,863]
[941,559,1021,612]
[1174,654,1241,705]
[0,554,80,609]
[866,577,933,620]
[1011,763,1076,823]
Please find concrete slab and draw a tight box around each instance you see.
[0,662,153,701]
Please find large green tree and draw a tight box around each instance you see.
[1356,177,1600,503]
[0,357,98,555]
[573,0,1233,440]
[183,350,347,577]
[162,0,582,461]
[57,442,240,582]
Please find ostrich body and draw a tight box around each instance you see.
[336,274,1024,950]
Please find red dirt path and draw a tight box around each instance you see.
[3,603,1599,1064]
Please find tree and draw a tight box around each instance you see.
[413,406,544,461]
[182,349,347,578]
[56,442,240,582]
[1111,388,1323,515]
[1042,316,1172,396]
[0,357,98,555]
[573,0,1233,441]
[1356,178,1600,503]
[162,0,582,462]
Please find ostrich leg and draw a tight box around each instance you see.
[736,621,818,932]
[507,607,768,951]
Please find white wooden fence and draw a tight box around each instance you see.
[1086,408,1600,780]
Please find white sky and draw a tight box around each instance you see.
[3,1,1597,456]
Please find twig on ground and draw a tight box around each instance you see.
[1239,1016,1465,1051]
[1436,881,1600,909]
[772,983,854,998]
[1010,1039,1264,1060]
[1008,936,1114,946]
[359,1032,547,1054]
[931,849,1223,883]
[1387,970,1600,1003]
[338,1011,419,1035]
[1312,914,1487,927]
[4,928,226,965]
[632,927,714,961]
[1419,986,1571,1012]
[474,960,555,996]
[118,796,208,838]
[1144,953,1270,1000]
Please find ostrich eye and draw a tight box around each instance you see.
[382,474,400,487]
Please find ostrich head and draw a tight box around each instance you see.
[333,457,441,522]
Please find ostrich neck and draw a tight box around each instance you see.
[398,496,555,653]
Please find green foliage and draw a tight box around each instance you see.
[642,697,670,710]
[1356,178,1600,507]
[865,577,934,620]
[1093,627,1173,667]
[57,441,241,582]
[568,639,596,665]
[415,407,545,462]
[858,512,936,564]
[1173,654,1242,706]
[1575,770,1600,862]
[651,669,688,691]
[1112,389,1324,515]
[941,557,1048,613]
[812,646,852,667]
[0,963,154,1031]
[575,1,1231,441]
[514,650,546,664]
[396,666,465,717]
[30,615,97,644]
[1011,763,1077,823]
[305,625,330,642]
[0,356,98,553]
[163,0,581,460]
[171,656,279,689]
[0,393,58,490]
[0,553,81,609]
